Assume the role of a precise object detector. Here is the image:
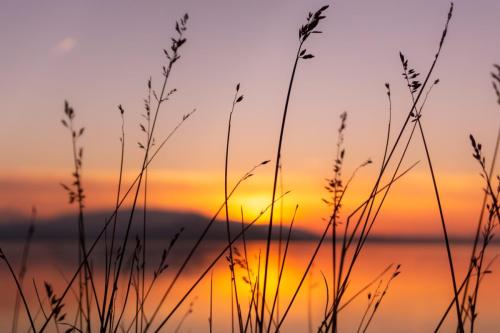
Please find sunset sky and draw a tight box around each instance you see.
[0,0,499,237]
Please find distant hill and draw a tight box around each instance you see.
[1,210,490,244]
[0,209,317,241]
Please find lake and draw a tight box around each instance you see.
[1,239,499,332]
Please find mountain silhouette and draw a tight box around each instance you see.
[0,209,316,241]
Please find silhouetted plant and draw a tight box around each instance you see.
[261,5,329,332]
[11,207,36,333]
[437,64,500,332]
[223,83,245,333]
[5,3,500,333]
[0,248,36,332]
[357,265,401,333]
[400,41,464,331]
[61,101,98,333]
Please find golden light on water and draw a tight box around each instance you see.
[2,241,500,332]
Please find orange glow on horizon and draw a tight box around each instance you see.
[0,167,488,238]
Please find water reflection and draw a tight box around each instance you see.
[1,240,499,332]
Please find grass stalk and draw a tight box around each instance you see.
[224,84,245,333]
[209,272,214,333]
[266,205,298,332]
[11,207,36,333]
[0,248,36,332]
[101,15,189,332]
[100,104,126,332]
[260,6,329,331]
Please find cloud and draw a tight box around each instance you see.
[53,37,78,54]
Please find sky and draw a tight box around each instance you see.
[0,0,499,237]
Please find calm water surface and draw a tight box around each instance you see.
[1,240,499,332]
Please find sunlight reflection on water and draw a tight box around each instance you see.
[1,240,499,332]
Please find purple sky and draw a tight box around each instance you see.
[0,0,499,235]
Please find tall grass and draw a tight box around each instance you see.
[224,84,246,333]
[254,6,330,332]
[10,207,35,333]
[1,3,499,333]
